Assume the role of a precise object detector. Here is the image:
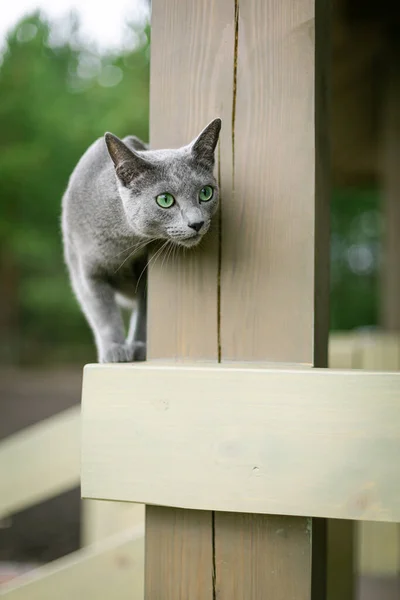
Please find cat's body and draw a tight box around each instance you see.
[61,119,221,363]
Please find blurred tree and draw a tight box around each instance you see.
[0,12,149,364]
[0,11,382,365]
[330,188,380,331]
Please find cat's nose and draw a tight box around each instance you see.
[188,220,204,233]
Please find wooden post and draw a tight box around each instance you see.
[145,0,350,598]
[216,0,332,598]
[381,48,400,332]
[146,1,233,597]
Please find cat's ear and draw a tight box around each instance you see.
[190,118,221,168]
[126,135,149,152]
[105,132,152,185]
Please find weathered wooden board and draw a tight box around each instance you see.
[216,0,331,596]
[81,364,400,523]
[0,407,80,520]
[145,0,235,597]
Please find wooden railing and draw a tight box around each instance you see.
[329,332,400,577]
[0,407,80,521]
[0,331,398,597]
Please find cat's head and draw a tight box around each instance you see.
[105,118,221,247]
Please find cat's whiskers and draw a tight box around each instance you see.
[161,240,175,271]
[135,240,170,293]
[150,242,177,294]
[113,238,157,274]
[111,239,149,259]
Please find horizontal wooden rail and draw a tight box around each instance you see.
[330,332,400,577]
[0,333,398,579]
[81,363,400,523]
[0,407,80,520]
[0,526,144,599]
[81,499,145,547]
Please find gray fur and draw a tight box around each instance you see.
[61,118,221,363]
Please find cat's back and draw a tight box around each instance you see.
[61,134,147,266]
[61,135,119,247]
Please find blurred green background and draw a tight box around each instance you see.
[0,12,381,366]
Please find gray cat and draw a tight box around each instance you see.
[61,118,221,363]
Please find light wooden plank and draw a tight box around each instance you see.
[81,363,400,523]
[146,0,235,596]
[0,527,144,599]
[0,406,80,520]
[81,499,144,547]
[357,333,400,576]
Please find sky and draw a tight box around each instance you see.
[0,0,149,52]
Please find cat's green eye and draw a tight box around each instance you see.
[156,193,175,209]
[199,185,214,202]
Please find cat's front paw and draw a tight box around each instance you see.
[99,342,134,363]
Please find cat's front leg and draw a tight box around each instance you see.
[126,280,147,362]
[73,270,133,363]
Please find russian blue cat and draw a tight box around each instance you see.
[61,118,221,362]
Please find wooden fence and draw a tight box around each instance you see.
[0,332,399,598]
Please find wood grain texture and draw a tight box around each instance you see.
[148,0,234,361]
[146,0,235,597]
[81,364,400,522]
[214,513,312,600]
[216,0,331,598]
[221,0,320,364]
[145,507,213,599]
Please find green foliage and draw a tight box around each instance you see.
[0,12,149,363]
[330,188,380,331]
[0,11,381,364]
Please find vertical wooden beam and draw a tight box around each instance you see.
[220,0,327,365]
[147,0,353,598]
[146,0,234,598]
[214,1,344,599]
[381,49,400,332]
